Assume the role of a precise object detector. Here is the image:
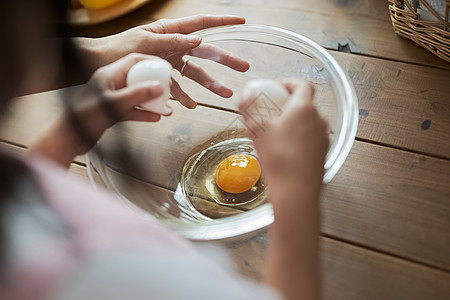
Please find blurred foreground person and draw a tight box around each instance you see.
[0,1,328,299]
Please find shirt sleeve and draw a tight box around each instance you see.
[51,247,281,300]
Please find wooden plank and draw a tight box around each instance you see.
[72,0,450,69]
[172,49,450,158]
[0,141,92,184]
[102,168,450,299]
[0,88,87,164]
[322,141,450,270]
[1,88,449,268]
[334,52,450,159]
[0,140,244,218]
[225,233,450,299]
[0,141,26,156]
[103,166,246,219]
[72,104,450,270]
[3,143,450,299]
[97,117,450,270]
[320,237,450,300]
[0,89,64,147]
[3,50,450,160]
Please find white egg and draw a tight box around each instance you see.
[126,59,172,115]
[243,79,289,109]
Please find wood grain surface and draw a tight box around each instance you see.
[173,50,450,159]
[72,0,450,69]
[2,141,449,299]
[3,50,450,160]
[2,1,449,298]
[2,91,449,271]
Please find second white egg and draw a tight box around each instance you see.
[126,59,172,115]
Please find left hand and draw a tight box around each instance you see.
[78,15,250,109]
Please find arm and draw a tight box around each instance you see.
[21,15,248,99]
[30,15,250,168]
[239,79,329,300]
[265,185,321,300]
[75,15,249,108]
[75,15,246,72]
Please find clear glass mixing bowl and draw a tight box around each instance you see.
[86,24,358,240]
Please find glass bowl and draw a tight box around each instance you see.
[86,24,358,240]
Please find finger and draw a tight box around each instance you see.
[237,86,256,113]
[292,81,315,105]
[125,109,162,122]
[188,44,250,72]
[280,78,304,94]
[281,79,315,101]
[175,59,233,98]
[146,15,245,34]
[107,80,164,111]
[238,88,275,139]
[149,33,201,53]
[170,78,197,109]
[283,78,315,115]
[238,93,267,138]
[240,108,267,140]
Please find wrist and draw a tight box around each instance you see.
[269,173,323,201]
[269,183,321,233]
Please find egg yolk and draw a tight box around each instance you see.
[215,154,261,194]
[79,0,121,9]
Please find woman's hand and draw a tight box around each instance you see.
[78,15,250,109]
[29,54,166,168]
[238,79,329,199]
[238,79,328,300]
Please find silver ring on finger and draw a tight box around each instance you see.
[180,58,190,77]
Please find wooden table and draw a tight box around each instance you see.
[1,0,450,299]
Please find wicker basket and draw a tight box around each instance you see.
[388,0,450,63]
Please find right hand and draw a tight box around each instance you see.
[238,79,329,200]
[239,79,327,300]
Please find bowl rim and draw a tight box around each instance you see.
[87,24,358,240]
[193,24,359,183]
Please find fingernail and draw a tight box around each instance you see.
[189,101,198,109]
[241,86,254,101]
[186,35,201,44]
[163,105,173,116]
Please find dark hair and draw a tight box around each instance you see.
[0,0,88,271]
[0,1,142,271]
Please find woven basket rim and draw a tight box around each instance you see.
[388,0,450,63]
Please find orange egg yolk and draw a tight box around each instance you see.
[214,154,261,194]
